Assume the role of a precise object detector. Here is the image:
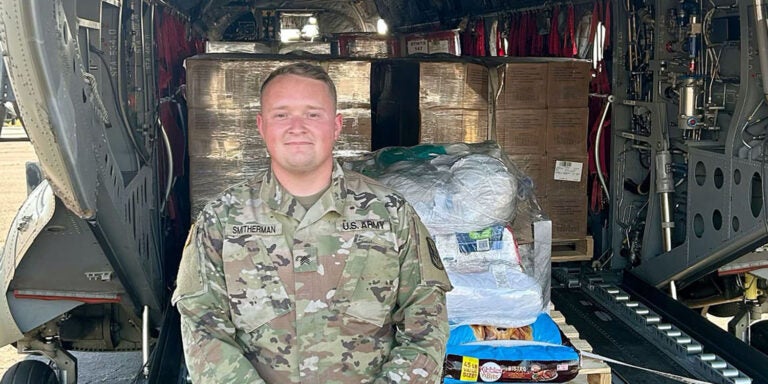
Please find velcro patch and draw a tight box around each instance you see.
[229,223,283,236]
[337,219,391,231]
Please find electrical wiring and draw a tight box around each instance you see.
[88,44,145,169]
[117,2,151,165]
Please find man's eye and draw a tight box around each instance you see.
[308,113,320,118]
[274,113,287,119]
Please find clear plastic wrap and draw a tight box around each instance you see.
[446,264,543,328]
[344,142,521,234]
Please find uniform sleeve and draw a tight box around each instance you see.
[172,210,266,384]
[375,203,453,384]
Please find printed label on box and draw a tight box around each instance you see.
[428,39,450,53]
[407,39,428,54]
[554,160,583,182]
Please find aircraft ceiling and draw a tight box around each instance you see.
[160,0,553,35]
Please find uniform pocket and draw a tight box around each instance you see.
[339,232,400,328]
[222,234,292,333]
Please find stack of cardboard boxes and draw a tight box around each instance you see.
[418,62,489,144]
[495,61,590,239]
[184,55,590,239]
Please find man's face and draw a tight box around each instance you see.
[257,74,342,177]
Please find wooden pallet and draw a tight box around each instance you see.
[550,308,611,384]
[552,236,594,262]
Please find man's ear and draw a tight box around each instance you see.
[257,113,265,137]
[334,113,343,140]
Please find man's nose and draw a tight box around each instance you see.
[287,115,308,132]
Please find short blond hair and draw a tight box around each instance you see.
[260,63,337,107]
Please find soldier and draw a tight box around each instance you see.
[173,62,452,383]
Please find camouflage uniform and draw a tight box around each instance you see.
[173,161,452,383]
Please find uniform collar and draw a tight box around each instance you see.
[259,161,348,220]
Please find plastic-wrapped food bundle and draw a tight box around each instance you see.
[343,143,520,234]
[446,263,543,328]
[341,142,552,315]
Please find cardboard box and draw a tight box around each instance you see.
[547,61,590,108]
[187,107,269,215]
[419,62,488,110]
[507,154,547,199]
[334,33,396,57]
[546,108,589,153]
[541,196,588,239]
[404,30,461,56]
[278,42,331,55]
[419,109,488,143]
[337,108,373,151]
[496,63,548,109]
[205,41,273,54]
[495,109,547,155]
[545,154,588,198]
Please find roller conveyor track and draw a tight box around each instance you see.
[552,269,767,384]
[552,287,689,384]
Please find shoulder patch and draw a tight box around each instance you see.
[414,219,452,291]
[426,237,444,271]
[172,224,207,305]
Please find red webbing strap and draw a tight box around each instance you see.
[518,12,528,56]
[548,6,561,57]
[497,22,506,56]
[461,20,474,56]
[508,13,519,56]
[476,17,486,56]
[564,4,577,57]
[531,12,543,56]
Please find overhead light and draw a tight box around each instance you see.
[377,18,388,35]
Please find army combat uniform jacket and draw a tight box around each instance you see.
[173,162,452,384]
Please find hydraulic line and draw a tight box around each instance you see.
[158,118,174,213]
[595,95,613,201]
